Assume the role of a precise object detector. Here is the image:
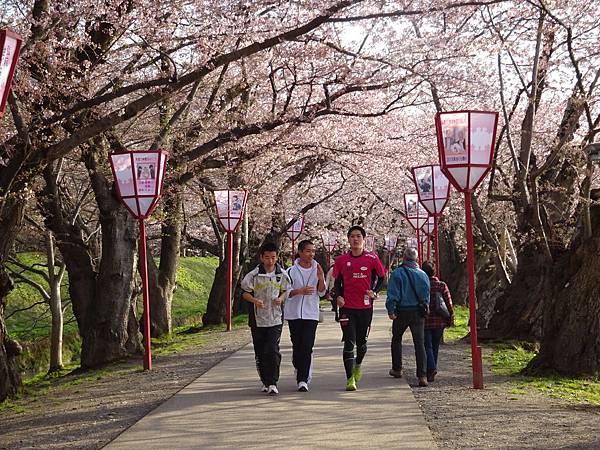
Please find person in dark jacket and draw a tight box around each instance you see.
[421,261,454,382]
[386,247,430,386]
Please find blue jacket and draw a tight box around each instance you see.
[385,261,430,315]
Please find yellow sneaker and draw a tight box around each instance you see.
[345,376,357,391]
[352,365,362,382]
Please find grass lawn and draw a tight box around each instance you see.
[487,343,600,405]
[444,305,469,342]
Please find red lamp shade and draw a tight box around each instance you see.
[411,165,451,216]
[364,235,375,252]
[384,235,398,252]
[214,190,248,232]
[404,193,428,230]
[420,215,435,236]
[435,110,499,192]
[286,215,305,241]
[0,29,23,117]
[321,231,337,253]
[110,150,168,219]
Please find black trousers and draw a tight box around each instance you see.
[391,310,426,377]
[339,308,373,379]
[287,319,318,383]
[251,324,282,387]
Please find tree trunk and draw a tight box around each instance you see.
[203,256,228,326]
[0,198,26,402]
[148,188,183,337]
[526,201,600,375]
[47,231,65,373]
[80,167,141,368]
[203,229,243,326]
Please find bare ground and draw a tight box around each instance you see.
[1,329,599,449]
[402,340,600,449]
[0,327,251,450]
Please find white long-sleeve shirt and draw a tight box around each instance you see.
[284,259,326,321]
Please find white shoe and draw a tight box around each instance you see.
[261,385,268,392]
[297,381,309,392]
[267,385,279,395]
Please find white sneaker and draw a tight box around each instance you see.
[261,385,268,392]
[267,385,279,395]
[297,381,309,392]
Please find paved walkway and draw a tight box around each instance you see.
[105,302,436,449]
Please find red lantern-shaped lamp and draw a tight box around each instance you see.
[0,29,23,118]
[286,215,305,257]
[411,164,451,274]
[214,190,248,331]
[109,149,169,371]
[436,110,499,390]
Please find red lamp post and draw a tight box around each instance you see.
[411,165,451,274]
[436,110,499,389]
[109,149,169,370]
[421,215,437,260]
[214,190,248,332]
[0,29,23,118]
[286,215,305,258]
[403,193,428,265]
[321,231,337,268]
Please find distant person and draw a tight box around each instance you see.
[333,226,386,391]
[421,261,454,382]
[386,247,430,387]
[241,242,290,395]
[285,240,326,392]
[325,262,338,321]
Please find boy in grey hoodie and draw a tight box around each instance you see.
[241,242,290,395]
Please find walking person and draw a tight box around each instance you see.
[325,262,339,322]
[241,242,290,395]
[333,226,386,391]
[386,247,431,386]
[421,261,454,382]
[285,240,326,392]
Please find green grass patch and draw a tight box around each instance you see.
[444,305,469,342]
[487,343,600,406]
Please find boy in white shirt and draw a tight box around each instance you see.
[285,239,326,391]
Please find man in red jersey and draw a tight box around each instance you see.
[333,226,386,391]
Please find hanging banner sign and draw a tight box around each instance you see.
[214,190,248,232]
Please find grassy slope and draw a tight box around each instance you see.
[5,254,220,374]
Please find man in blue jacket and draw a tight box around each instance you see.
[385,247,430,386]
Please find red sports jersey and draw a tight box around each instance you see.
[333,250,386,309]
